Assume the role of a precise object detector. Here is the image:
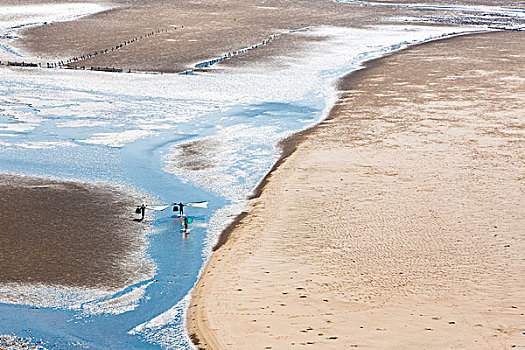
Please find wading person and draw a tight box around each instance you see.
[140,204,146,221]
[183,216,188,232]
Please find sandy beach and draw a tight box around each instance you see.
[187,30,525,349]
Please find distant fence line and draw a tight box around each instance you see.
[0,61,127,73]
[180,26,311,74]
[0,27,173,72]
[193,34,277,70]
[1,26,313,74]
[2,61,39,67]
[58,28,172,68]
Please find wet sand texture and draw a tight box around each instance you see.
[9,0,523,72]
[188,31,525,349]
[0,174,152,290]
[13,0,389,72]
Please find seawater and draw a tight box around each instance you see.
[0,3,515,348]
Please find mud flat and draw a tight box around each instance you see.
[8,0,386,72]
[187,30,525,349]
[5,0,523,72]
[0,173,153,292]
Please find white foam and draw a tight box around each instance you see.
[82,280,155,316]
[128,294,195,349]
[0,266,156,315]
[0,140,78,149]
[78,129,160,148]
[0,283,109,310]
[0,122,36,133]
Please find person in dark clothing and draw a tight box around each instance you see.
[183,216,188,232]
[140,204,146,221]
[178,202,184,216]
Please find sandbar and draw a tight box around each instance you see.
[187,30,525,349]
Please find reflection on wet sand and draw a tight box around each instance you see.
[0,173,154,291]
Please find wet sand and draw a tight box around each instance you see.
[8,0,406,72]
[0,174,153,290]
[6,0,522,73]
[187,31,525,349]
[5,0,523,74]
[12,0,382,72]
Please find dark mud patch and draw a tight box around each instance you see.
[0,173,153,290]
[171,139,222,171]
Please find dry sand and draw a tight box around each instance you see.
[187,31,525,349]
[0,174,153,290]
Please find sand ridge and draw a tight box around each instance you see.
[187,30,525,349]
